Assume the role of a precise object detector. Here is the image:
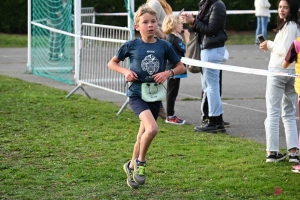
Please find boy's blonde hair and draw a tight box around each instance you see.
[162,14,181,35]
[134,4,157,25]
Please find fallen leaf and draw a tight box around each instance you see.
[274,187,282,195]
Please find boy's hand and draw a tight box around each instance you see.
[153,71,171,84]
[125,70,138,82]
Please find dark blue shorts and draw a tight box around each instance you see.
[129,96,160,120]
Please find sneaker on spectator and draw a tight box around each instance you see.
[266,151,287,163]
[217,121,226,133]
[165,116,185,125]
[133,160,146,185]
[123,161,139,189]
[194,118,218,133]
[289,151,299,163]
[291,163,300,173]
[223,121,230,128]
[201,118,209,127]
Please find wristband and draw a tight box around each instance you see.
[170,69,175,78]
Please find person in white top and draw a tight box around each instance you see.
[254,0,271,44]
[259,0,300,163]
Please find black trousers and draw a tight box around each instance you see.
[201,70,222,119]
[166,78,181,116]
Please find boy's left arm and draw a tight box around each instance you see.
[173,61,186,75]
[152,62,186,84]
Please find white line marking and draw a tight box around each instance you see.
[178,92,266,113]
[1,55,26,62]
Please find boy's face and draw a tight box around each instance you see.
[135,13,158,38]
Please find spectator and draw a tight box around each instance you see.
[254,0,271,45]
[181,0,228,133]
[200,71,230,128]
[146,0,172,40]
[259,0,300,163]
[162,14,190,125]
[108,4,186,189]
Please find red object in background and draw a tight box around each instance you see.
[274,187,282,195]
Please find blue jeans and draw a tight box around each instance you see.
[255,16,269,43]
[265,68,299,152]
[201,46,225,117]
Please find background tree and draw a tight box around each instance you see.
[0,0,27,33]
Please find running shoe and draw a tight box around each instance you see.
[133,160,146,185]
[123,161,139,189]
[165,115,185,125]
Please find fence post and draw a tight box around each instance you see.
[74,0,82,84]
[27,0,32,73]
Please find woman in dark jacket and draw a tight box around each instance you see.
[182,0,227,133]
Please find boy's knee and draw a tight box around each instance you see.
[147,125,158,137]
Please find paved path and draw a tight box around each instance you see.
[0,46,298,149]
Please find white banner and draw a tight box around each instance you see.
[181,57,299,78]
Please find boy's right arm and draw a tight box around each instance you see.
[108,56,138,82]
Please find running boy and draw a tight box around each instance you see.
[107,4,186,189]
[162,14,190,125]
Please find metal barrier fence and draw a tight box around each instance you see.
[81,7,96,24]
[66,23,130,100]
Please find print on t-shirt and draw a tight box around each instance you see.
[141,54,160,76]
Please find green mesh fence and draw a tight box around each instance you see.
[31,0,74,84]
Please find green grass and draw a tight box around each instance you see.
[0,31,277,48]
[225,31,276,45]
[0,34,27,48]
[0,75,298,199]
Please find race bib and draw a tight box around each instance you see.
[141,83,165,102]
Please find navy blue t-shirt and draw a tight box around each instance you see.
[116,38,181,97]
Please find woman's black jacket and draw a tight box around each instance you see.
[192,0,227,49]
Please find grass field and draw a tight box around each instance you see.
[0,74,299,199]
[0,34,28,48]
